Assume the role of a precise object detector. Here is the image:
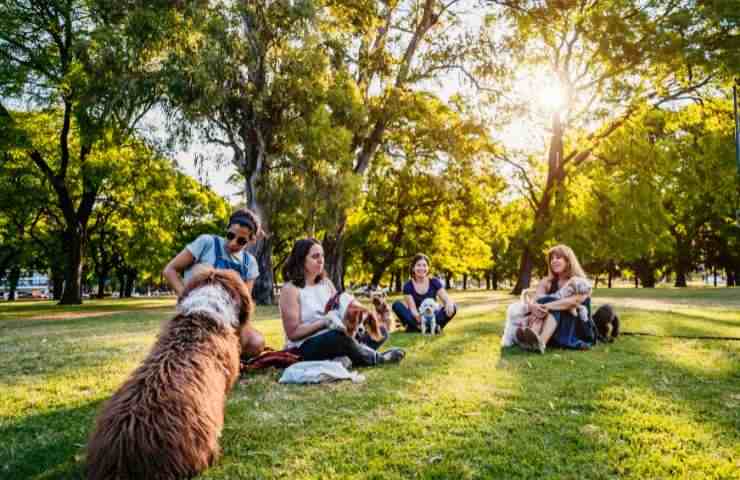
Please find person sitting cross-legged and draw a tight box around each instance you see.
[392,253,457,333]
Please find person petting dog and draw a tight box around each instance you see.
[163,208,266,358]
[517,244,595,353]
[279,238,405,366]
[392,253,457,333]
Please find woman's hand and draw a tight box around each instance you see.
[444,302,455,317]
[531,303,549,319]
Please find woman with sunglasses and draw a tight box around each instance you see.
[280,238,405,366]
[163,208,265,357]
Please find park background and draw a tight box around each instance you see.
[1,1,739,479]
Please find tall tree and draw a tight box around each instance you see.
[484,0,722,293]
[0,1,172,303]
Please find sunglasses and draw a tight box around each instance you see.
[225,231,250,246]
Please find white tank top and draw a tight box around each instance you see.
[284,279,333,349]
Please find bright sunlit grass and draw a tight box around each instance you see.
[1,289,738,479]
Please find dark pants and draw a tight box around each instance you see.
[392,301,456,332]
[297,329,388,366]
[537,295,595,349]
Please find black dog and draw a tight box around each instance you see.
[592,304,619,343]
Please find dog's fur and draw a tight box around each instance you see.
[592,304,619,342]
[324,292,384,342]
[86,267,252,480]
[502,289,537,347]
[419,298,439,335]
[371,291,393,332]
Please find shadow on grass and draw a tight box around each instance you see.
[0,400,101,479]
[215,312,738,479]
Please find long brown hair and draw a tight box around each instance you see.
[282,238,325,288]
[546,244,586,281]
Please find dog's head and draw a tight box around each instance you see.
[419,298,438,318]
[344,303,384,341]
[178,265,253,329]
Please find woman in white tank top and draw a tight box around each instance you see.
[279,239,405,366]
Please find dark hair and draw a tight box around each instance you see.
[282,238,325,288]
[409,253,431,280]
[228,208,262,241]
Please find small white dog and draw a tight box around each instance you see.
[501,289,536,347]
[419,298,439,335]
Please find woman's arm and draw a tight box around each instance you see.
[404,294,421,323]
[244,279,255,294]
[437,287,455,316]
[163,249,195,298]
[541,294,589,312]
[280,284,329,342]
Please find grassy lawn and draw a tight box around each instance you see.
[1,289,739,479]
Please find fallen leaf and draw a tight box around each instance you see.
[548,401,555,410]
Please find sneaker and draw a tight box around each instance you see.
[379,348,406,364]
[518,327,541,352]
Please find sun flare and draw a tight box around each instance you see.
[538,83,567,111]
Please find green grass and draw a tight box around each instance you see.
[1,289,739,479]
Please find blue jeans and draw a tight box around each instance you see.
[537,295,595,349]
[392,301,456,332]
[298,329,388,366]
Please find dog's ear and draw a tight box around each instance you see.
[363,311,384,341]
[343,306,362,337]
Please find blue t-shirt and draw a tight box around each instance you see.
[403,277,443,309]
[184,234,259,282]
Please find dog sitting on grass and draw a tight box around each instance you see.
[371,291,394,332]
[86,266,252,480]
[592,304,620,342]
[419,297,440,335]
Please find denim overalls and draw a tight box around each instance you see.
[212,235,251,281]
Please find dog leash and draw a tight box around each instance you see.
[620,331,740,341]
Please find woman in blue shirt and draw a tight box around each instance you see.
[392,253,457,332]
[163,208,265,357]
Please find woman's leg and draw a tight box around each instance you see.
[392,301,420,332]
[435,304,457,330]
[299,330,403,366]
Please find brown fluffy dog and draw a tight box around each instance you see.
[345,303,384,341]
[371,292,394,332]
[86,266,252,480]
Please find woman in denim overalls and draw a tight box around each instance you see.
[163,208,266,357]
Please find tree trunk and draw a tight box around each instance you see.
[323,218,347,292]
[486,273,491,290]
[7,266,20,301]
[394,270,402,293]
[51,264,64,300]
[673,237,691,287]
[250,236,275,305]
[713,264,717,287]
[60,227,84,304]
[492,271,499,290]
[445,273,452,289]
[513,246,536,294]
[96,273,106,299]
[463,273,468,290]
[635,258,656,288]
[607,264,613,289]
[124,269,136,297]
